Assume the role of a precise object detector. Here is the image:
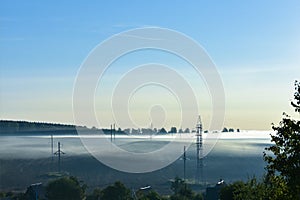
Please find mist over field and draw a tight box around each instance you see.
[0,131,272,193]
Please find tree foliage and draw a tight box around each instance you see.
[136,190,167,200]
[184,128,190,133]
[159,128,167,134]
[86,188,102,200]
[222,127,228,132]
[170,177,203,200]
[168,127,177,133]
[263,80,300,199]
[100,181,133,200]
[291,80,300,112]
[46,176,86,200]
[219,177,289,200]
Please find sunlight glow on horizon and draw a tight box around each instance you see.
[1,1,299,130]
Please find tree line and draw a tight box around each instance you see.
[0,176,204,200]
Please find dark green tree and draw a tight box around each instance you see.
[220,178,269,200]
[86,188,101,200]
[136,190,166,200]
[263,80,300,199]
[168,127,177,134]
[46,176,86,200]
[222,127,228,132]
[171,177,185,195]
[220,181,245,200]
[184,128,190,133]
[159,128,167,134]
[145,191,165,200]
[170,177,203,200]
[291,80,300,112]
[100,181,132,200]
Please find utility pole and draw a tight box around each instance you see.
[110,124,113,141]
[196,115,203,184]
[54,142,65,172]
[113,123,116,140]
[183,146,187,181]
[51,134,53,162]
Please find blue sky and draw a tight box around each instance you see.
[1,1,300,130]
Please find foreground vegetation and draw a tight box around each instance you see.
[220,80,300,200]
[0,176,204,200]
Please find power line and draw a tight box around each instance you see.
[54,142,65,172]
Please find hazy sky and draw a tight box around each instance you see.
[1,1,299,130]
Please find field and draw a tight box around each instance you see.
[0,132,272,194]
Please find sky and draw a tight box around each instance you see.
[1,1,300,130]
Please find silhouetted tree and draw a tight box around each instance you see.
[168,127,177,133]
[184,128,190,133]
[159,128,167,134]
[291,80,300,112]
[146,191,165,200]
[124,128,130,134]
[171,177,185,195]
[142,128,155,135]
[170,177,203,200]
[222,127,228,132]
[86,188,101,200]
[46,176,86,200]
[220,178,269,200]
[264,80,300,199]
[131,128,140,134]
[220,176,291,200]
[136,190,166,200]
[220,181,244,200]
[100,181,132,200]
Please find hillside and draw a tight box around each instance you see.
[0,120,124,135]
